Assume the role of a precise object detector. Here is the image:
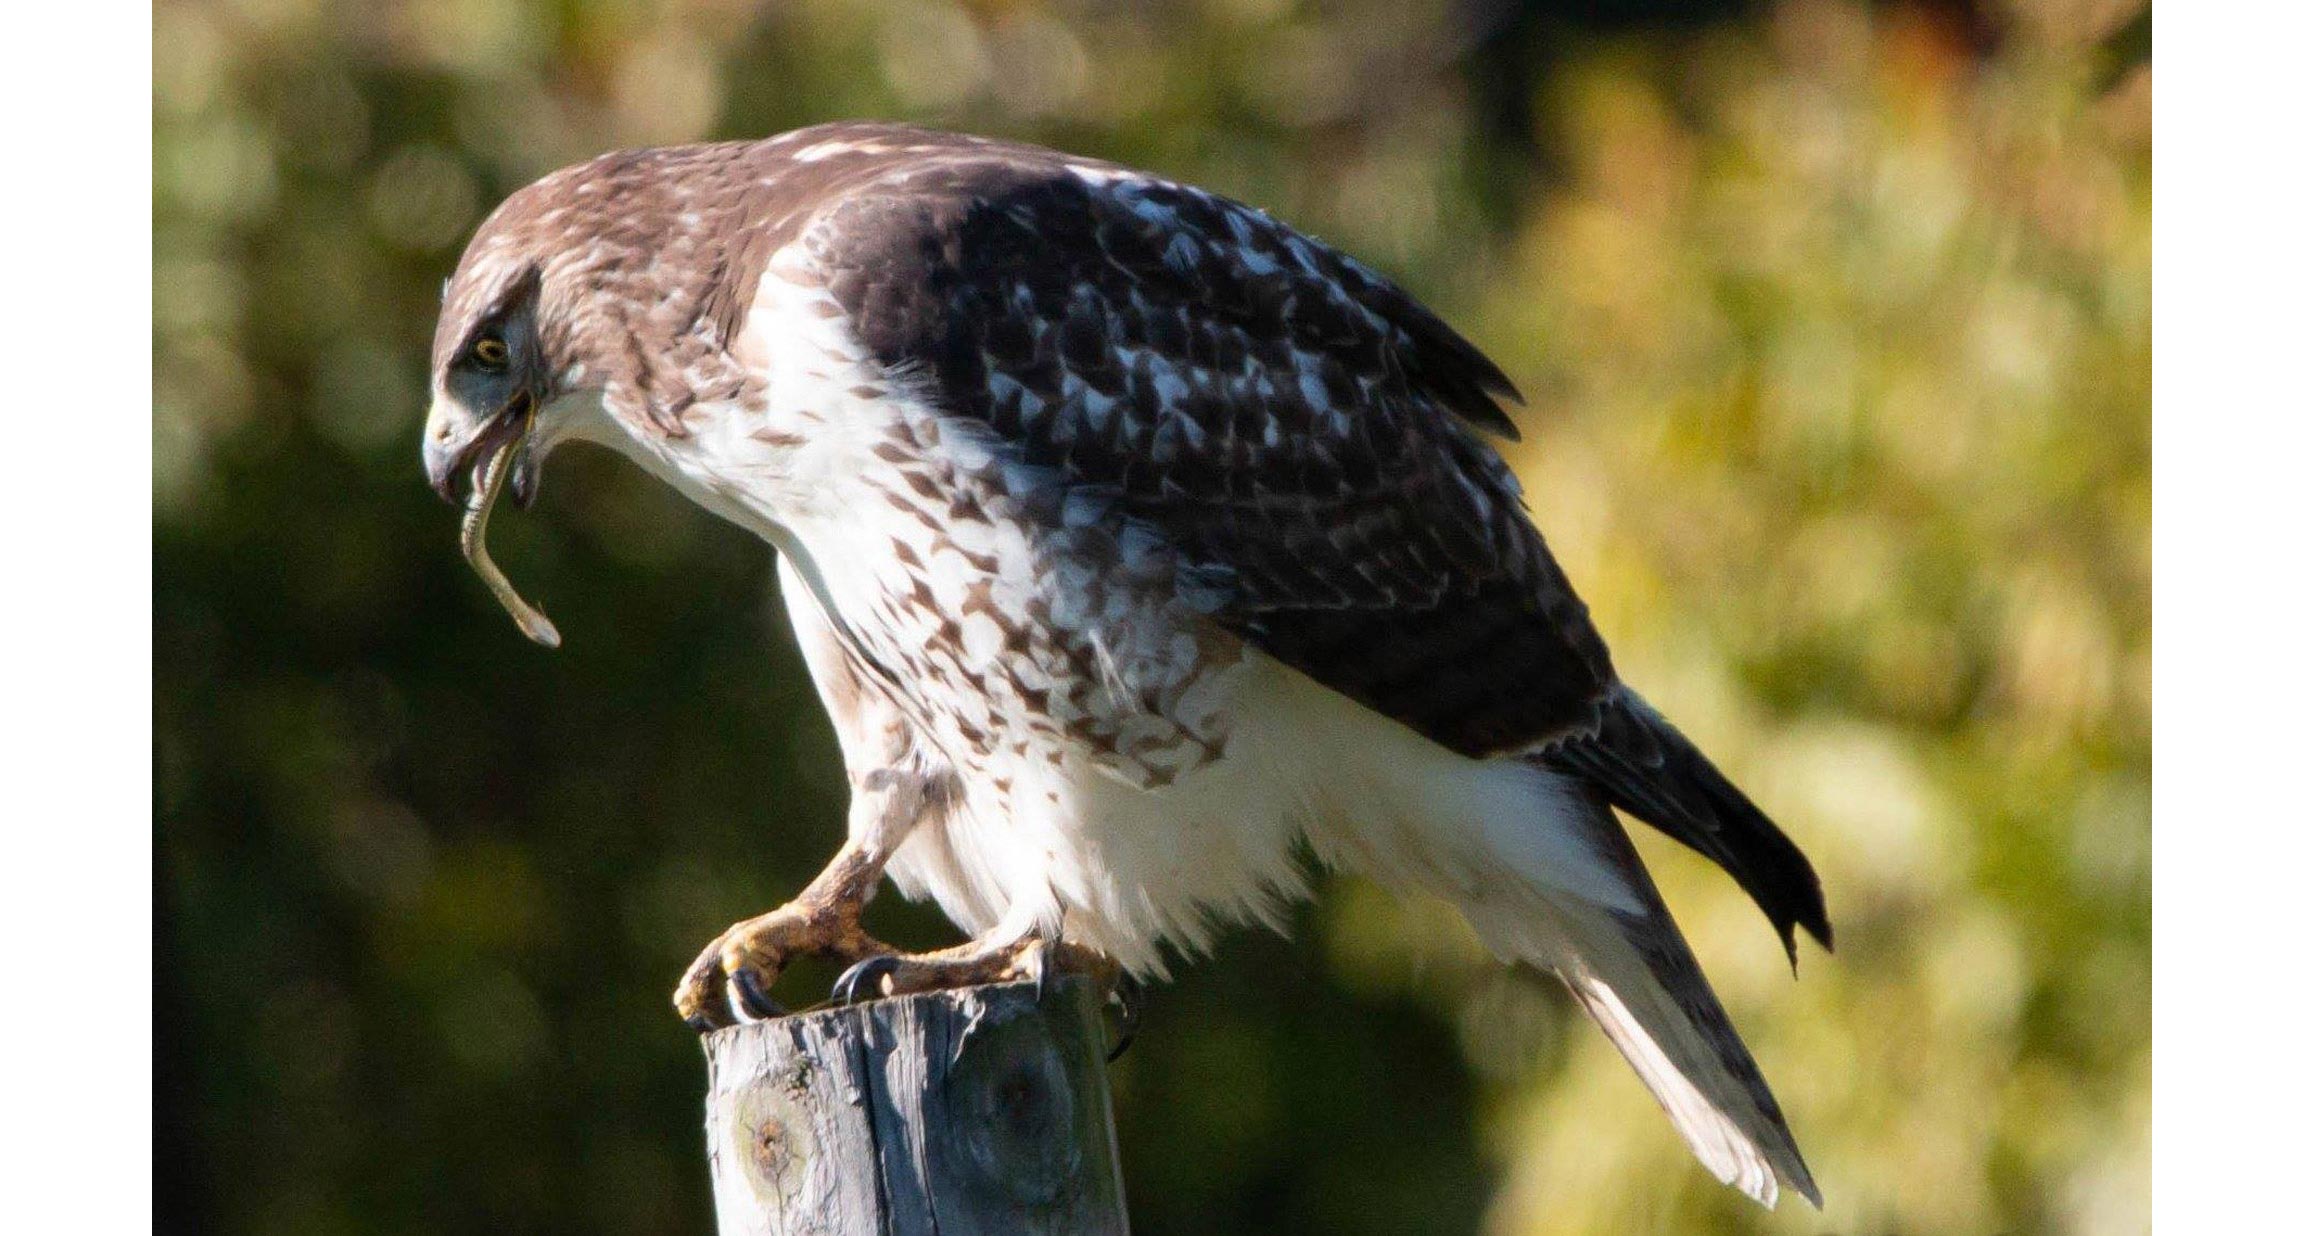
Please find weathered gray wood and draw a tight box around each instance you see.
[703,978,1129,1235]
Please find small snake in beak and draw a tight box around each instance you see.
[460,425,561,649]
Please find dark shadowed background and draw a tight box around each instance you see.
[154,1,2149,1232]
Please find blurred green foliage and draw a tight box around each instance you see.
[154,1,2148,1232]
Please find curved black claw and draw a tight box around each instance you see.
[1105,972,1143,1062]
[730,967,785,1022]
[831,954,902,1006]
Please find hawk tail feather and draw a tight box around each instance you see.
[1558,898,1821,1208]
[1454,781,1821,1209]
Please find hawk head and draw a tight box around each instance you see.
[420,202,615,649]
[422,144,768,514]
[422,257,562,512]
[420,144,779,645]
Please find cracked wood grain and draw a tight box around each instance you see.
[702,978,1128,1235]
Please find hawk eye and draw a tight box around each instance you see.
[470,336,510,370]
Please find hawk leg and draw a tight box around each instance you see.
[828,926,1124,1006]
[674,839,895,1032]
[832,938,1145,1062]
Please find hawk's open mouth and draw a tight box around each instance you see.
[457,408,561,649]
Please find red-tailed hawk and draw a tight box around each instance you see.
[422,123,1828,1207]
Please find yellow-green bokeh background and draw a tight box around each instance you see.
[155,1,2149,1232]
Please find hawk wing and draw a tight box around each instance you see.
[792,133,1826,950]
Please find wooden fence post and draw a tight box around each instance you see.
[701,977,1129,1235]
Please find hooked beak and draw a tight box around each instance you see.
[424,392,539,507]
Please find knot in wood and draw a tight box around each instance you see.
[951,1012,1081,1205]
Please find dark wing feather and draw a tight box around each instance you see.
[1541,689,1832,958]
[807,144,1615,754]
[796,133,1824,948]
